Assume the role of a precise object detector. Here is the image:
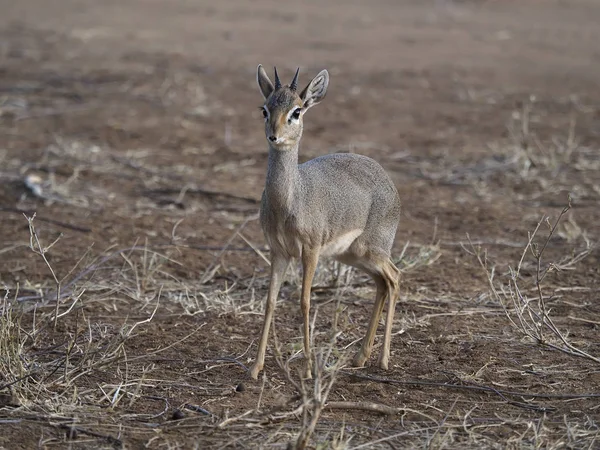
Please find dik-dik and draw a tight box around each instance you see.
[250,66,401,380]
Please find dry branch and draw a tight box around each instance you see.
[326,401,398,415]
[341,371,600,401]
[469,197,599,364]
[0,207,91,233]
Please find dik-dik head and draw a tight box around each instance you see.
[257,65,329,151]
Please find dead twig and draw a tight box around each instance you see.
[201,213,260,283]
[469,196,599,364]
[325,401,398,415]
[341,371,600,400]
[58,424,122,448]
[0,207,91,233]
[24,213,62,328]
[143,187,259,205]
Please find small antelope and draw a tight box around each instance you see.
[250,65,401,380]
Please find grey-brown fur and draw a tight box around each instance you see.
[250,65,402,380]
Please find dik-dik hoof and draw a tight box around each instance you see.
[304,368,313,380]
[249,364,262,380]
[377,355,389,370]
[352,352,368,368]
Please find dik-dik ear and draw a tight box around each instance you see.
[300,69,329,110]
[257,64,274,100]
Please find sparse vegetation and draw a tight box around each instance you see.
[2,2,600,448]
[471,198,599,365]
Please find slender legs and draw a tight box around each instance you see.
[377,262,400,369]
[250,254,289,380]
[353,258,400,369]
[250,249,319,380]
[352,274,387,367]
[300,247,320,379]
[251,250,399,380]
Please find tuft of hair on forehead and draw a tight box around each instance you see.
[265,86,302,110]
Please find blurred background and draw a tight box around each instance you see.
[1,0,598,260]
[1,1,599,447]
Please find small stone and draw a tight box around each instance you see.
[65,427,78,440]
[171,409,185,420]
[0,393,20,408]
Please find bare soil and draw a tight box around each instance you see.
[1,1,599,448]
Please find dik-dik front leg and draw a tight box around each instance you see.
[250,254,289,380]
[300,247,320,379]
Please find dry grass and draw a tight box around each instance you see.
[1,72,598,447]
[2,196,599,449]
[470,197,599,365]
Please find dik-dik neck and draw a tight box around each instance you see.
[264,144,300,211]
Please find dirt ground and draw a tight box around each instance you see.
[1,0,600,448]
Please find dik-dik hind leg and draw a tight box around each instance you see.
[300,247,319,379]
[352,274,387,368]
[250,255,289,380]
[377,260,400,370]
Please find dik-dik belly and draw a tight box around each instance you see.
[264,216,363,260]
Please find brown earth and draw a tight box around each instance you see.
[1,0,599,448]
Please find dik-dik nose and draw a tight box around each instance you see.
[268,135,277,142]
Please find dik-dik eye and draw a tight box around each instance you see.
[260,107,269,120]
[288,108,302,124]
